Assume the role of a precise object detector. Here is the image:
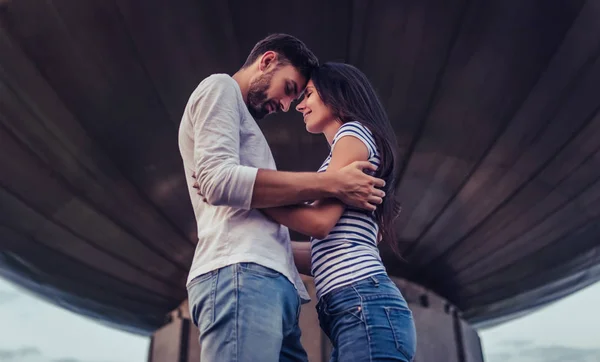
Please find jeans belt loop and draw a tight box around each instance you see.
[371,276,380,287]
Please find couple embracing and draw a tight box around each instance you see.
[178,33,416,362]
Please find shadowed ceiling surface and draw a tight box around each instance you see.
[1,0,600,334]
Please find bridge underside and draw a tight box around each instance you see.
[1,0,600,335]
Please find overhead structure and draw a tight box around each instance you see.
[2,1,600,360]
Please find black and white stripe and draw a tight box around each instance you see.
[311,122,386,299]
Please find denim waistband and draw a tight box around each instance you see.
[318,273,398,305]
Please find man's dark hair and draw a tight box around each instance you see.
[242,33,319,80]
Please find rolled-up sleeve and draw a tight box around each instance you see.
[190,77,258,209]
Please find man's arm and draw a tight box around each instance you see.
[194,161,385,210]
[251,162,384,210]
[191,77,385,210]
[191,77,257,209]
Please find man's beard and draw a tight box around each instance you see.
[247,71,274,120]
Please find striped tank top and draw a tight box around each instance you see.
[311,121,387,299]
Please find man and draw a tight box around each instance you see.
[178,33,386,361]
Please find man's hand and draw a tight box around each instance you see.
[331,161,386,211]
[191,172,208,203]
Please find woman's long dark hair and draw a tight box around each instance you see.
[311,62,402,256]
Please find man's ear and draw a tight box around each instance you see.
[258,51,278,72]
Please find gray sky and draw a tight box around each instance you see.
[0,278,148,362]
[480,282,600,362]
[0,277,599,361]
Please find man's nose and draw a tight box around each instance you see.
[280,99,291,112]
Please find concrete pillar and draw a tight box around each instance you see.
[461,320,485,362]
[389,277,484,362]
[147,300,199,362]
[148,277,484,362]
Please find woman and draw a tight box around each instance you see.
[262,62,416,362]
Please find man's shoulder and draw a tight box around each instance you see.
[198,73,238,93]
[188,74,241,110]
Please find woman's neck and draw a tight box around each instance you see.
[323,119,344,145]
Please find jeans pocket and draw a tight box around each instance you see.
[323,292,364,323]
[188,272,217,331]
[326,303,364,321]
[239,262,280,278]
[384,307,417,361]
[319,301,364,344]
[187,271,214,289]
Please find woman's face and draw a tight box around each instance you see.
[295,80,336,134]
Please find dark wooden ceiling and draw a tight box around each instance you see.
[1,0,600,334]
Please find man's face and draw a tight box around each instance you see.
[247,62,306,120]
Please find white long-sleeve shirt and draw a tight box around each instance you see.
[178,74,309,302]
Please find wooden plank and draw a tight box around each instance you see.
[461,220,600,301]
[0,124,185,281]
[435,46,600,275]
[115,0,241,123]
[413,0,600,266]
[457,173,600,284]
[0,189,185,299]
[1,0,196,238]
[227,0,349,63]
[451,116,600,278]
[362,0,468,136]
[0,29,195,265]
[0,227,180,308]
[394,0,583,255]
[0,80,191,271]
[463,250,600,324]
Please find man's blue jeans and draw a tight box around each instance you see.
[187,262,308,362]
[317,274,417,361]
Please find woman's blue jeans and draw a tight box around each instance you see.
[317,274,417,361]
